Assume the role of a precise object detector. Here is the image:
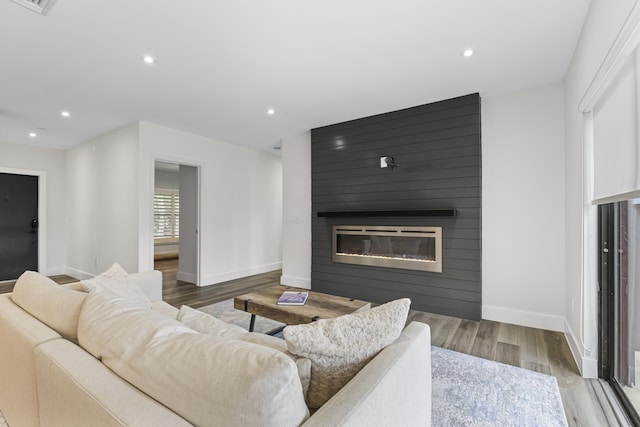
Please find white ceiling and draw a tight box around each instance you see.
[0,0,591,154]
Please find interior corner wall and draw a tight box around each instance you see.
[0,141,67,275]
[311,94,482,320]
[481,82,566,332]
[66,123,141,278]
[138,121,283,286]
[281,132,312,289]
[564,0,638,377]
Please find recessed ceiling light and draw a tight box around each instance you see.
[61,111,70,117]
[267,108,275,115]
[462,49,475,57]
[142,55,155,64]
[28,132,37,138]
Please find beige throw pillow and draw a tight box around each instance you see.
[11,271,87,341]
[283,298,410,408]
[78,290,309,427]
[177,304,312,397]
[81,262,151,308]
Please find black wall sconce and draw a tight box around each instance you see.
[380,156,400,169]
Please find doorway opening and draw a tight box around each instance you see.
[154,161,199,286]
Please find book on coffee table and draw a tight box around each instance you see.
[277,291,309,306]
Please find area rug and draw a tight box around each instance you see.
[197,300,568,426]
[0,410,7,427]
[431,346,568,427]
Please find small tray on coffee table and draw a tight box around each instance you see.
[233,285,371,332]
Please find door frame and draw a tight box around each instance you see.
[150,156,202,286]
[598,203,613,380]
[0,167,47,278]
[598,202,640,425]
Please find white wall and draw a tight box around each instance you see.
[482,82,567,332]
[66,123,140,277]
[0,142,67,275]
[564,0,638,377]
[138,121,282,285]
[281,132,312,289]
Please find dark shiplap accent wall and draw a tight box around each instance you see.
[311,93,481,320]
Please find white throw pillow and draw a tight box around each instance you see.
[283,298,411,409]
[11,271,87,341]
[78,291,309,427]
[177,304,312,397]
[81,262,151,308]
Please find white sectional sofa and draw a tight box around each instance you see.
[0,270,431,427]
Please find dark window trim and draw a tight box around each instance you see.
[598,202,640,425]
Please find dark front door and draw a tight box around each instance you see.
[0,173,38,281]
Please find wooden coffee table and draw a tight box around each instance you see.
[233,285,371,332]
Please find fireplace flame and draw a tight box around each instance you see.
[336,252,436,263]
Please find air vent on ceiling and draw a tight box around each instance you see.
[9,0,58,15]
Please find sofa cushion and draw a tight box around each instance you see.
[151,300,179,318]
[177,304,248,338]
[78,290,309,427]
[283,298,411,409]
[35,339,193,427]
[177,304,311,397]
[81,262,151,308]
[62,281,84,292]
[11,271,87,341]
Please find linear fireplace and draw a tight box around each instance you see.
[332,225,442,273]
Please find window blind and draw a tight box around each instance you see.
[154,190,179,240]
[592,48,640,203]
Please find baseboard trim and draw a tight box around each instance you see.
[280,275,311,289]
[564,318,598,378]
[202,262,282,287]
[65,267,93,280]
[44,266,66,276]
[483,304,599,378]
[482,304,566,332]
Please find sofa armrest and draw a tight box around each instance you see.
[302,321,431,427]
[129,270,163,302]
[0,294,62,427]
[35,339,192,427]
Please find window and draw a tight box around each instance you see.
[586,14,640,422]
[599,201,640,423]
[154,190,179,241]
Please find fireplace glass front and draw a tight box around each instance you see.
[332,225,442,273]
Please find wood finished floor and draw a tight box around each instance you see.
[0,259,620,426]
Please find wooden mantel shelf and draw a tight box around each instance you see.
[316,209,457,218]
